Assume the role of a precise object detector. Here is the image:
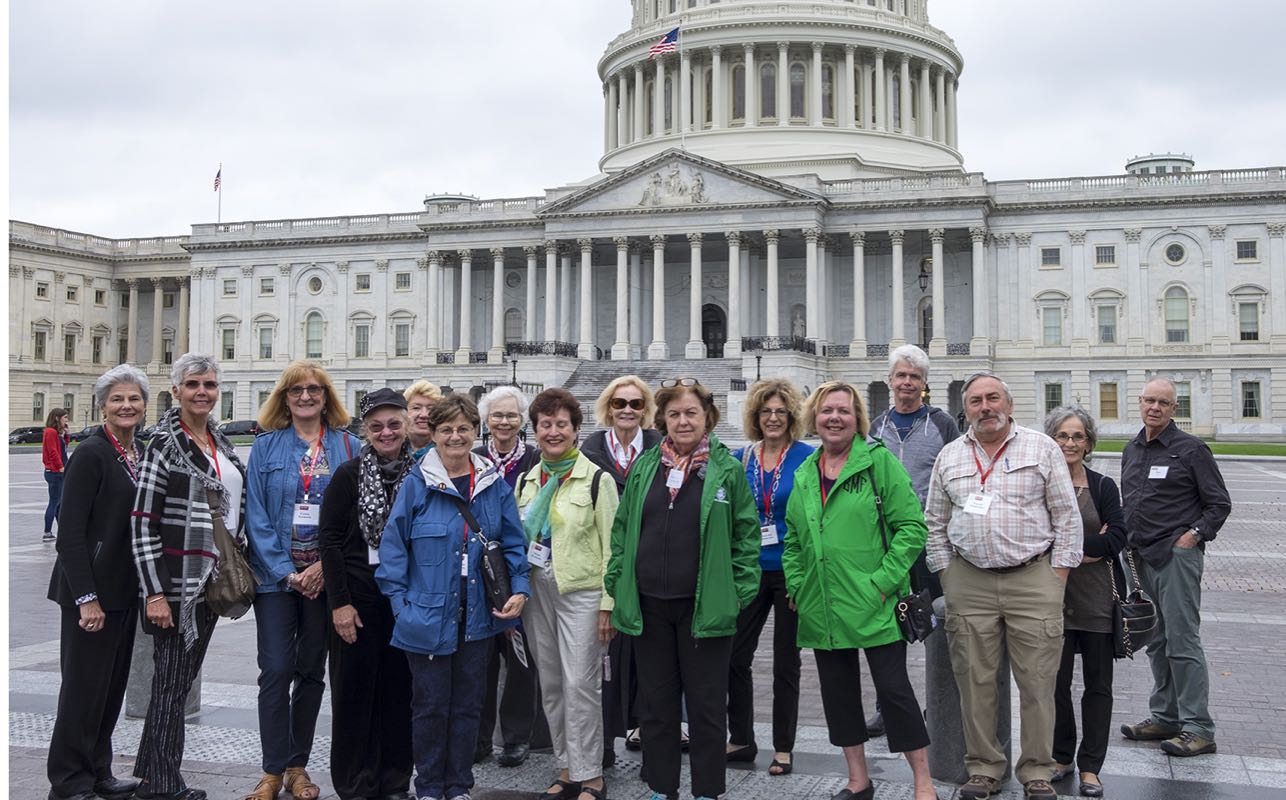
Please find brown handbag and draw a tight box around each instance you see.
[204,488,256,619]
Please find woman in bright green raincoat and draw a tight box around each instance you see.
[783,380,938,800]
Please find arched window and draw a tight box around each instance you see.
[305,312,324,358]
[731,64,745,121]
[760,62,776,119]
[821,64,835,120]
[789,62,806,119]
[664,77,673,131]
[1164,287,1190,343]
[917,297,932,348]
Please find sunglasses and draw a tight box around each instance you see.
[661,378,700,388]
[609,398,646,411]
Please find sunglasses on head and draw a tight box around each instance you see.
[609,398,646,411]
[661,377,700,388]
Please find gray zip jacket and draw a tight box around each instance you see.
[869,404,960,504]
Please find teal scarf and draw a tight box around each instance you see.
[522,449,580,544]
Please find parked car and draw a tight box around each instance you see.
[9,426,45,444]
[218,419,262,437]
[70,425,101,442]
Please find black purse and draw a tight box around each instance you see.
[1111,549,1158,660]
[449,495,512,613]
[867,467,938,643]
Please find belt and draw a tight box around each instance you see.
[983,548,1051,574]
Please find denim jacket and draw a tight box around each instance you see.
[376,449,531,656]
[245,425,360,592]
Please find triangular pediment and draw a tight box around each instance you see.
[539,149,825,217]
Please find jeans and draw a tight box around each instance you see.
[408,638,491,800]
[253,590,329,774]
[44,470,64,533]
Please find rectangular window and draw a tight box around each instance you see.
[1175,382,1192,419]
[1040,247,1061,267]
[258,390,272,409]
[33,391,45,422]
[355,274,371,291]
[34,330,47,360]
[92,336,104,365]
[94,289,107,306]
[1241,382,1262,419]
[258,327,273,359]
[260,277,275,296]
[66,286,78,302]
[395,323,410,357]
[1236,240,1258,261]
[1044,383,1063,416]
[118,337,128,365]
[222,279,237,296]
[1042,307,1062,346]
[354,324,370,358]
[120,293,130,309]
[221,328,236,360]
[36,282,49,299]
[64,333,76,362]
[220,391,234,421]
[1099,383,1119,420]
[1239,302,1260,341]
[1094,245,1116,265]
[63,393,75,421]
[1097,305,1117,343]
[163,292,175,309]
[162,337,174,365]
[395,272,411,290]
[354,389,369,411]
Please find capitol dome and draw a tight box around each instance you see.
[597,0,964,180]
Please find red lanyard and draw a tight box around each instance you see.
[609,430,638,476]
[300,426,326,501]
[179,420,221,480]
[758,443,788,520]
[105,429,140,483]
[818,452,832,507]
[461,464,476,545]
[972,439,1012,490]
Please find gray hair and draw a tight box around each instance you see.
[170,353,222,386]
[1044,404,1098,457]
[961,371,1013,404]
[93,363,151,408]
[888,344,930,381]
[478,384,529,423]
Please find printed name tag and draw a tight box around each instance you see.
[963,492,993,516]
[528,541,552,568]
[368,546,380,566]
[292,503,320,525]
[666,469,685,489]
[1149,466,1169,479]
[760,525,780,546]
[461,552,469,577]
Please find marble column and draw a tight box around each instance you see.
[743,44,757,127]
[617,73,630,146]
[613,237,630,359]
[603,86,611,153]
[1069,231,1088,350]
[1269,223,1286,345]
[680,51,692,132]
[633,64,646,141]
[648,235,669,359]
[629,244,643,358]
[765,229,781,337]
[654,56,667,136]
[899,54,912,133]
[177,277,190,355]
[934,67,947,142]
[578,239,594,359]
[810,43,823,126]
[726,231,742,357]
[889,230,906,347]
[608,78,619,150]
[490,248,506,362]
[456,250,473,361]
[850,232,867,354]
[843,45,856,128]
[777,42,789,126]
[560,249,573,343]
[874,49,887,131]
[685,233,705,358]
[711,46,724,129]
[544,241,558,342]
[946,74,958,149]
[970,228,989,354]
[149,278,164,367]
[919,60,932,138]
[524,245,539,341]
[929,229,946,356]
[1207,226,1229,351]
[1123,229,1144,350]
[804,228,820,340]
[993,236,1011,344]
[426,252,441,354]
[818,235,830,343]
[375,259,390,359]
[126,279,140,363]
[861,56,874,130]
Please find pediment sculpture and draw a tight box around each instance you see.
[639,165,708,207]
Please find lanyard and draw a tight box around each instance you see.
[461,464,476,546]
[755,442,788,522]
[818,452,833,507]
[300,427,326,501]
[179,420,221,480]
[972,439,1012,490]
[105,429,140,484]
[608,430,638,476]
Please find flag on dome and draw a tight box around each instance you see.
[648,27,679,58]
[213,167,221,192]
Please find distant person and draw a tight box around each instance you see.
[1118,378,1230,758]
[404,380,443,460]
[42,406,72,542]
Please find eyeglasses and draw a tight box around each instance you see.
[435,425,475,438]
[287,385,325,398]
[1053,432,1089,444]
[1139,396,1175,408]
[759,408,789,418]
[181,380,219,391]
[488,412,522,422]
[365,420,404,435]
[609,398,646,411]
[661,378,700,388]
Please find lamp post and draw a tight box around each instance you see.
[755,353,762,382]
[510,356,518,386]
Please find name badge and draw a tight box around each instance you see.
[760,524,780,546]
[528,540,552,568]
[963,492,993,516]
[292,503,320,525]
[1149,466,1169,479]
[666,468,685,490]
[368,546,380,566]
[461,552,469,577]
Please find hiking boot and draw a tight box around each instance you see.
[959,775,998,799]
[1161,731,1217,757]
[1023,779,1056,799]
[1120,717,1181,741]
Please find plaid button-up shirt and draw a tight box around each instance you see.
[924,423,1082,572]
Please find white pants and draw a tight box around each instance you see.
[523,566,604,781]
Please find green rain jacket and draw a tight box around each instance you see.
[604,433,761,638]
[783,437,928,650]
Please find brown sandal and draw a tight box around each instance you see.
[283,767,320,800]
[243,773,282,800]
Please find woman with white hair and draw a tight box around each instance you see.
[46,364,150,800]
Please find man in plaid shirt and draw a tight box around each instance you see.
[924,373,1082,800]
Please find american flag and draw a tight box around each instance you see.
[648,27,679,58]
[213,167,221,192]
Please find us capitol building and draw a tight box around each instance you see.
[10,0,1286,439]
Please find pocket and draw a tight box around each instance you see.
[397,590,448,650]
[409,521,450,566]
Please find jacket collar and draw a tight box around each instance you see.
[419,448,501,497]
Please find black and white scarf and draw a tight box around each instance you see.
[487,438,527,478]
[358,440,414,550]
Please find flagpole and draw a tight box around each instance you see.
[678,21,686,153]
[217,162,222,224]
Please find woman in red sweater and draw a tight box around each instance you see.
[42,408,71,542]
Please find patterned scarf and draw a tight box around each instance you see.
[521,448,580,544]
[358,440,414,550]
[487,437,527,478]
[659,435,711,505]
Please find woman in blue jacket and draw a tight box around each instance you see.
[377,393,531,800]
[244,361,360,800]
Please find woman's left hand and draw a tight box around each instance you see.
[492,593,527,620]
[597,610,616,643]
[299,562,324,599]
[78,600,106,633]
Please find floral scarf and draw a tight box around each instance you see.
[659,434,710,505]
[358,440,415,550]
[488,437,527,478]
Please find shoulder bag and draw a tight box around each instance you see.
[1110,548,1158,659]
[449,494,511,612]
[866,467,938,643]
[204,488,256,619]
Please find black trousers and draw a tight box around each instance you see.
[728,570,801,754]
[328,595,413,799]
[1053,629,1115,774]
[814,642,930,753]
[47,605,136,796]
[635,595,734,799]
[134,605,217,795]
[477,629,550,749]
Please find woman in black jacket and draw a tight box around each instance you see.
[1045,405,1128,798]
[46,364,150,800]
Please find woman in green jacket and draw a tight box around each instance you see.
[783,381,937,800]
[604,378,761,800]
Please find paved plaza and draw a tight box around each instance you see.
[9,446,1286,799]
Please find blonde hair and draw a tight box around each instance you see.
[803,380,870,439]
[404,379,443,404]
[257,361,351,432]
[742,379,805,442]
[594,375,657,428]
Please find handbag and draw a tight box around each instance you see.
[866,467,938,643]
[449,495,512,613]
[1110,549,1158,660]
[204,488,256,619]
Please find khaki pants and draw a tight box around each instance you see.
[941,554,1065,784]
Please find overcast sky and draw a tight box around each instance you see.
[9,0,1285,239]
